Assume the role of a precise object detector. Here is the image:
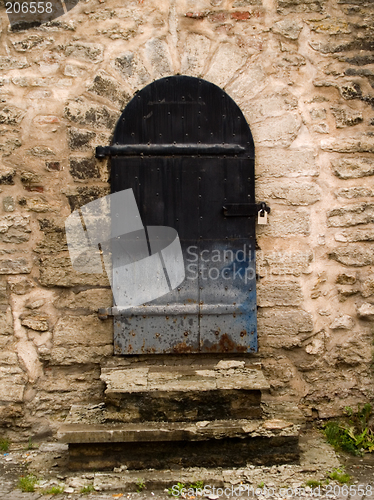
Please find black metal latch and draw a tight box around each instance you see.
[223,202,270,217]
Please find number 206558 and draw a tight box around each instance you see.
[6,2,53,14]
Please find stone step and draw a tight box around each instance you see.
[100,361,269,422]
[58,418,300,471]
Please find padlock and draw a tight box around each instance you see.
[258,210,268,225]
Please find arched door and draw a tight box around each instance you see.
[97,75,263,354]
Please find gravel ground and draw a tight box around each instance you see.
[0,429,373,500]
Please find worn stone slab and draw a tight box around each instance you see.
[58,418,299,443]
[101,365,270,393]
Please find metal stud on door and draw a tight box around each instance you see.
[96,76,269,354]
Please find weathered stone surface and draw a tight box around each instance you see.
[335,227,374,243]
[330,336,371,366]
[54,289,112,311]
[11,34,54,52]
[336,187,374,199]
[331,158,374,179]
[307,18,351,34]
[256,148,318,178]
[53,315,112,346]
[251,114,302,148]
[21,314,49,331]
[64,186,110,211]
[361,277,374,298]
[3,196,15,212]
[8,278,34,295]
[65,42,104,63]
[246,91,298,124]
[87,72,130,108]
[257,280,303,307]
[64,98,119,130]
[329,314,354,330]
[113,52,151,90]
[205,43,248,88]
[257,250,313,277]
[327,203,374,227]
[0,56,28,70]
[144,38,172,79]
[336,272,356,285]
[67,127,96,151]
[0,215,31,243]
[273,20,303,39]
[356,302,374,320]
[0,167,15,185]
[69,157,100,179]
[0,376,26,402]
[0,307,13,335]
[0,258,31,274]
[43,346,112,365]
[331,107,363,128]
[329,245,374,266]
[257,209,310,237]
[180,34,211,77]
[19,196,52,213]
[258,309,313,348]
[0,106,25,125]
[27,146,55,157]
[277,0,325,13]
[256,181,321,206]
[39,256,109,287]
[226,64,267,103]
[34,218,67,255]
[322,137,374,153]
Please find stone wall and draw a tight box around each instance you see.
[0,0,373,440]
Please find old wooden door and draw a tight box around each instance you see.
[97,75,259,354]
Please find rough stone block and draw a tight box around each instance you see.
[329,245,374,266]
[0,258,31,274]
[87,71,130,108]
[205,43,248,88]
[245,91,298,124]
[226,64,267,103]
[34,218,67,254]
[113,52,151,91]
[0,215,31,243]
[0,167,16,185]
[357,302,374,320]
[0,106,25,125]
[322,137,374,153]
[336,272,356,285]
[69,157,100,179]
[255,148,318,177]
[64,98,119,130]
[0,376,26,402]
[65,42,104,63]
[256,181,321,206]
[39,256,109,287]
[329,314,354,330]
[251,113,302,148]
[54,289,112,311]
[361,277,374,298]
[277,0,325,13]
[64,186,110,211]
[21,314,49,331]
[257,250,313,276]
[0,56,28,69]
[327,203,374,227]
[144,38,173,79]
[272,19,303,39]
[335,227,374,242]
[257,209,310,237]
[44,345,113,365]
[331,107,363,128]
[258,309,313,348]
[68,127,96,151]
[331,158,374,179]
[180,34,211,77]
[53,315,113,346]
[336,187,374,199]
[257,280,303,307]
